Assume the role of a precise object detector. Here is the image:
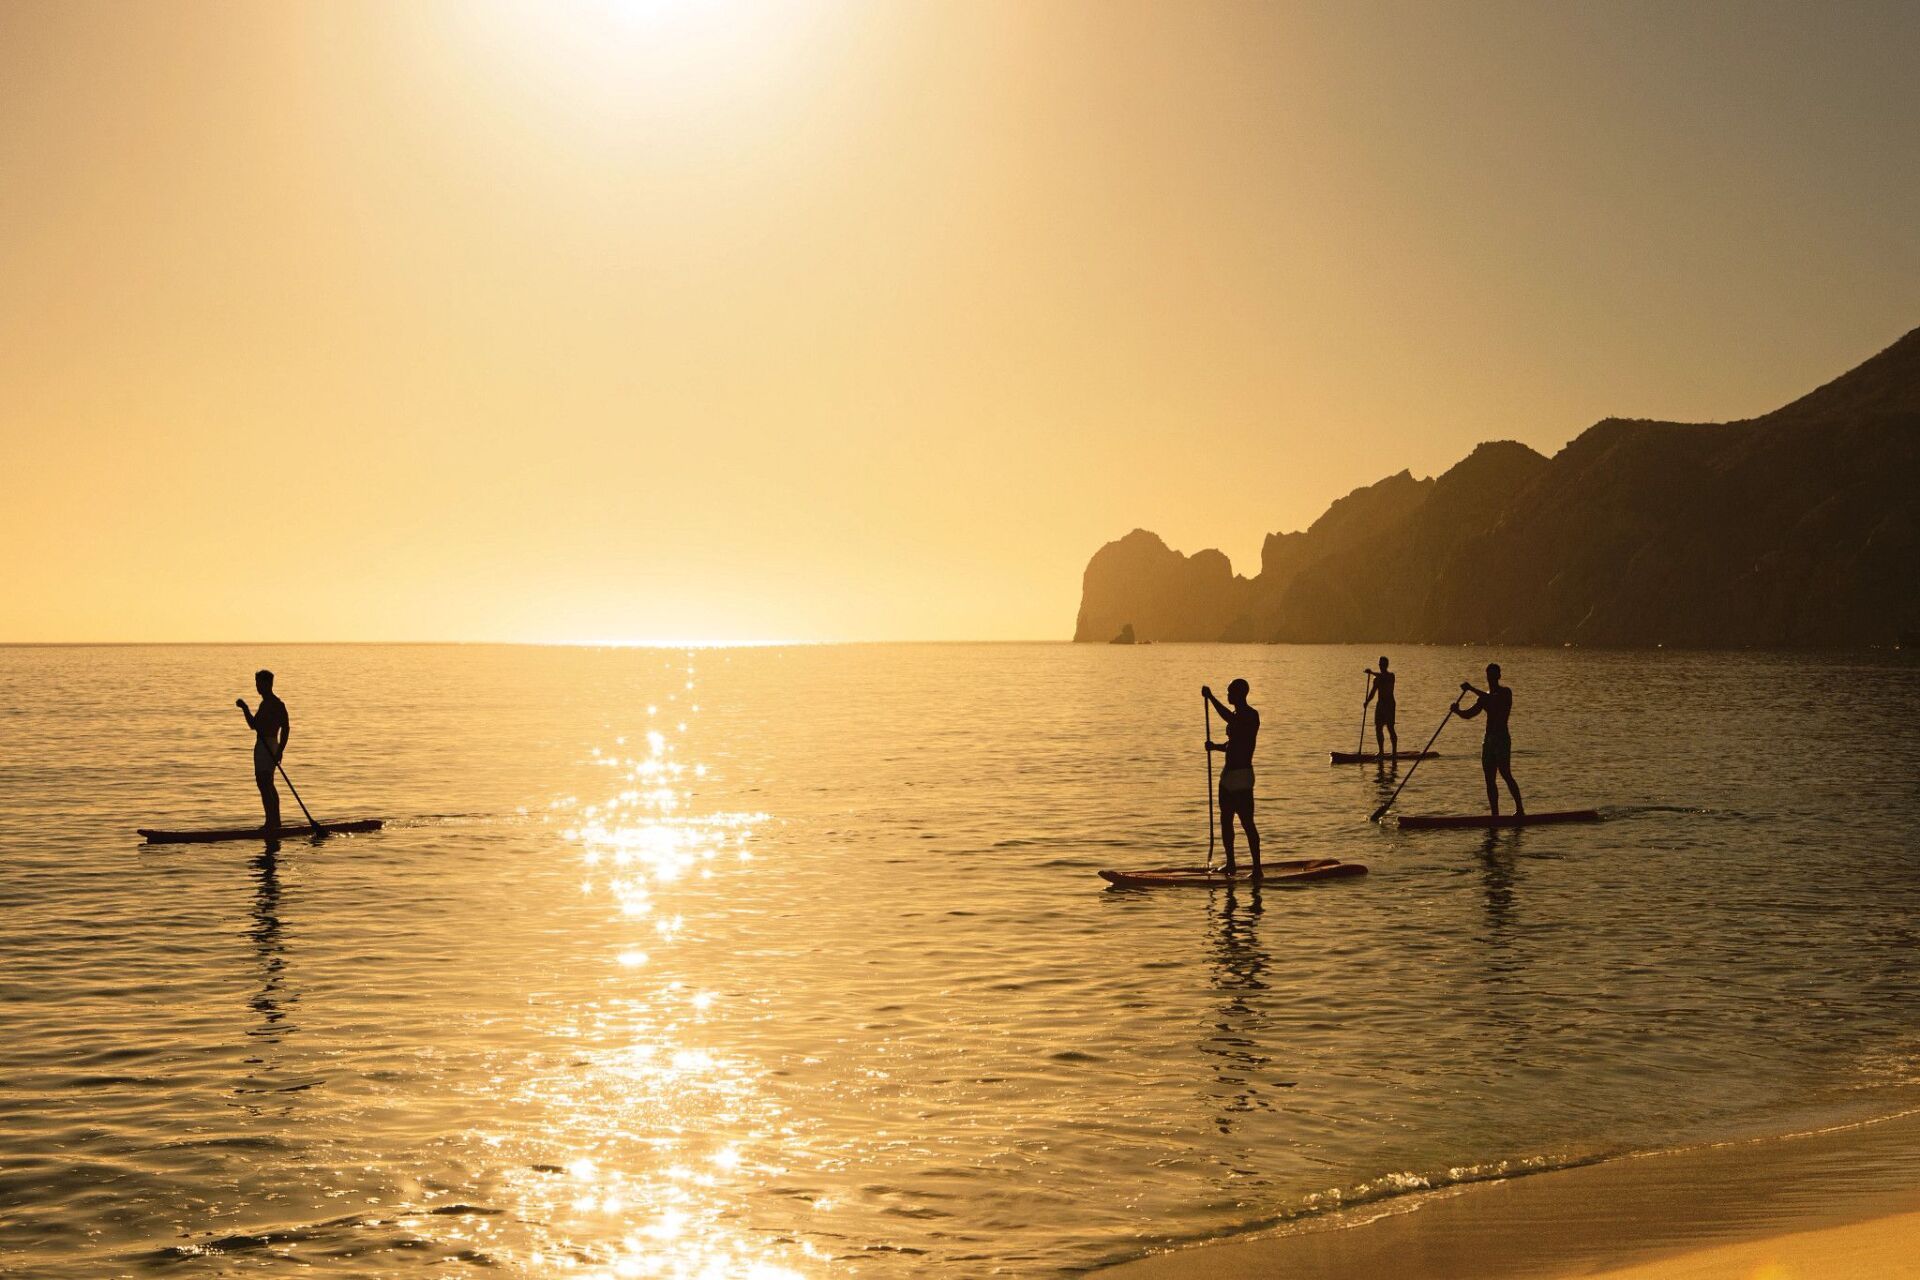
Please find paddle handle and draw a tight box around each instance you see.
[1204,693,1216,868]
[1371,698,1458,822]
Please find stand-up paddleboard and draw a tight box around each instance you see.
[1329,750,1439,764]
[1396,810,1600,831]
[137,819,384,845]
[1099,858,1367,888]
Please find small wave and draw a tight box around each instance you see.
[1106,1104,1920,1272]
[1598,803,1747,820]
[1291,1154,1600,1216]
[1095,1148,1612,1268]
[149,1202,507,1262]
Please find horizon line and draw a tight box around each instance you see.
[0,638,1070,649]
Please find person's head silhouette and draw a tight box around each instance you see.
[1486,662,1502,687]
[1227,678,1249,707]
[256,669,275,696]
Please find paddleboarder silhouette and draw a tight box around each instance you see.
[1454,662,1524,819]
[236,670,290,832]
[1364,656,1398,758]
[1203,679,1261,879]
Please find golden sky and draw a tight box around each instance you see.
[4,0,1916,642]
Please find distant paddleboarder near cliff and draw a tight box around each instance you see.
[237,670,290,832]
[1454,663,1524,819]
[1204,680,1261,878]
[1364,656,1398,758]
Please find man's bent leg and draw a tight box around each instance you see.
[1483,764,1501,818]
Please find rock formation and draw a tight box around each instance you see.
[1075,327,1920,647]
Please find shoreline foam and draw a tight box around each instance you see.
[1099,1108,1920,1278]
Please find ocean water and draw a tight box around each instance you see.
[2,642,1918,1278]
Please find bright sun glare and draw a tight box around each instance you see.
[473,0,809,110]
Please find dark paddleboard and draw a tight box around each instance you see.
[137,819,384,845]
[1099,858,1367,888]
[1329,750,1440,764]
[1396,810,1600,831]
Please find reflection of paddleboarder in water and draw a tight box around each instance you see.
[1454,662,1524,819]
[1364,656,1398,758]
[1203,884,1276,1132]
[250,849,290,1040]
[1203,679,1261,878]
[236,670,290,832]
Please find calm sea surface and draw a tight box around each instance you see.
[3,643,1919,1277]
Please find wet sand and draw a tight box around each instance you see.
[1101,1108,1920,1279]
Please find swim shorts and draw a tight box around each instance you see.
[1219,768,1254,818]
[1482,732,1511,769]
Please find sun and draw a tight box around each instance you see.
[462,0,816,112]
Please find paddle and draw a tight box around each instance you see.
[273,757,326,838]
[1357,669,1372,756]
[1203,691,1216,869]
[1369,697,1460,823]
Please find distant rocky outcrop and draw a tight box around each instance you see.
[1110,622,1136,644]
[1076,327,1920,647]
[1073,529,1251,643]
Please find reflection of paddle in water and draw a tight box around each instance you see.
[1200,885,1291,1134]
[238,849,325,1104]
[1477,828,1518,937]
[1472,828,1536,1066]
[248,849,291,1044]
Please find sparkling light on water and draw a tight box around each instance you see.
[518,653,795,1278]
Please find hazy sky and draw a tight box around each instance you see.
[4,0,1916,642]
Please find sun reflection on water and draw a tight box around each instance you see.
[516,656,808,1280]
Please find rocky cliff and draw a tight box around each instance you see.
[1073,529,1251,644]
[1075,327,1920,647]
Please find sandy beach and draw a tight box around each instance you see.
[1101,1108,1920,1279]
[1578,1210,1920,1278]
